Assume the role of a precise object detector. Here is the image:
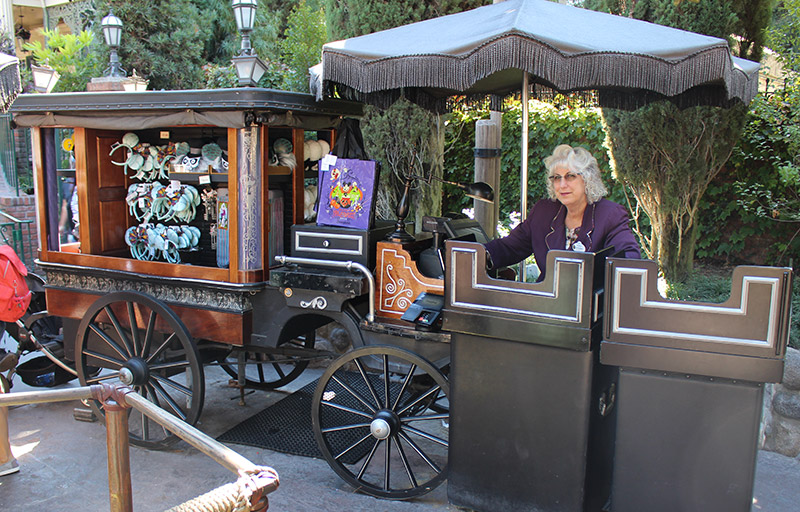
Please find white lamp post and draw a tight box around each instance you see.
[101,10,126,77]
[231,0,267,87]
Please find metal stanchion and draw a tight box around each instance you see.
[105,399,133,512]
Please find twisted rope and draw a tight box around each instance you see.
[165,467,278,512]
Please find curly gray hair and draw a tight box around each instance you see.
[543,144,608,204]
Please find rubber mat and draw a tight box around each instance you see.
[217,373,378,463]
[217,378,324,458]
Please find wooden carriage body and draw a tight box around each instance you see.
[11,88,362,346]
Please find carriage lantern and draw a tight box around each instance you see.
[30,64,60,93]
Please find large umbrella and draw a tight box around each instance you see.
[310,0,760,273]
[0,53,21,113]
[313,0,759,111]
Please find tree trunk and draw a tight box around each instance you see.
[655,214,698,282]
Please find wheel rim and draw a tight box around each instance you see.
[312,346,449,499]
[76,291,204,449]
[220,332,314,390]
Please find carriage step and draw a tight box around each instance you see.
[73,404,97,422]
[40,341,65,357]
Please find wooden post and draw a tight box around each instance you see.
[105,400,133,512]
[474,119,500,239]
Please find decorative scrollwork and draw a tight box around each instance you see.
[382,264,414,309]
[300,296,328,310]
[44,269,253,312]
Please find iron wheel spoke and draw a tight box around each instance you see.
[144,383,169,440]
[126,301,141,357]
[331,373,378,414]
[321,422,372,434]
[104,305,135,358]
[335,432,374,462]
[151,374,193,397]
[88,323,130,362]
[266,353,287,379]
[402,424,448,448]
[398,430,443,473]
[398,385,442,417]
[383,354,390,409]
[384,435,391,490]
[82,349,125,369]
[140,385,150,441]
[150,380,188,421]
[146,332,178,364]
[393,436,418,489]
[402,413,449,423]
[148,360,191,372]
[354,358,382,410]
[320,400,374,420]
[86,371,121,384]
[392,363,417,411]
[355,438,381,480]
[142,310,157,357]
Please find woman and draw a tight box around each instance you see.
[485,144,640,281]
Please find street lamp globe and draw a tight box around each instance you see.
[101,11,123,49]
[101,10,126,78]
[232,0,258,33]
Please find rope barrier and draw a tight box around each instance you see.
[165,467,278,512]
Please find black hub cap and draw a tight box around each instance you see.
[120,357,150,386]
[370,409,400,439]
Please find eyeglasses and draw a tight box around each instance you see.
[548,172,581,184]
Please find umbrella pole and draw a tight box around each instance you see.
[519,73,530,282]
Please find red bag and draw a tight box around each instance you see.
[0,245,31,322]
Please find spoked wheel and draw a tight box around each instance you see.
[76,291,204,449]
[312,346,449,499]
[220,332,315,390]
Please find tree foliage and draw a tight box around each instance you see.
[281,0,327,91]
[22,29,103,92]
[96,0,209,90]
[323,0,483,40]
[364,99,444,226]
[603,103,747,275]
[768,0,800,73]
[583,0,770,280]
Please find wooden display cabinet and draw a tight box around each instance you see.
[12,88,361,344]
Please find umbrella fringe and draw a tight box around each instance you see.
[0,56,22,113]
[321,33,757,113]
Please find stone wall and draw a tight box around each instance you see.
[762,347,800,459]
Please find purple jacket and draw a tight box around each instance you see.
[485,198,641,281]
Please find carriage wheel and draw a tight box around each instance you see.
[76,291,204,449]
[312,346,449,499]
[219,331,315,389]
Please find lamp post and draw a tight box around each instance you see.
[231,0,267,87]
[101,10,126,78]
